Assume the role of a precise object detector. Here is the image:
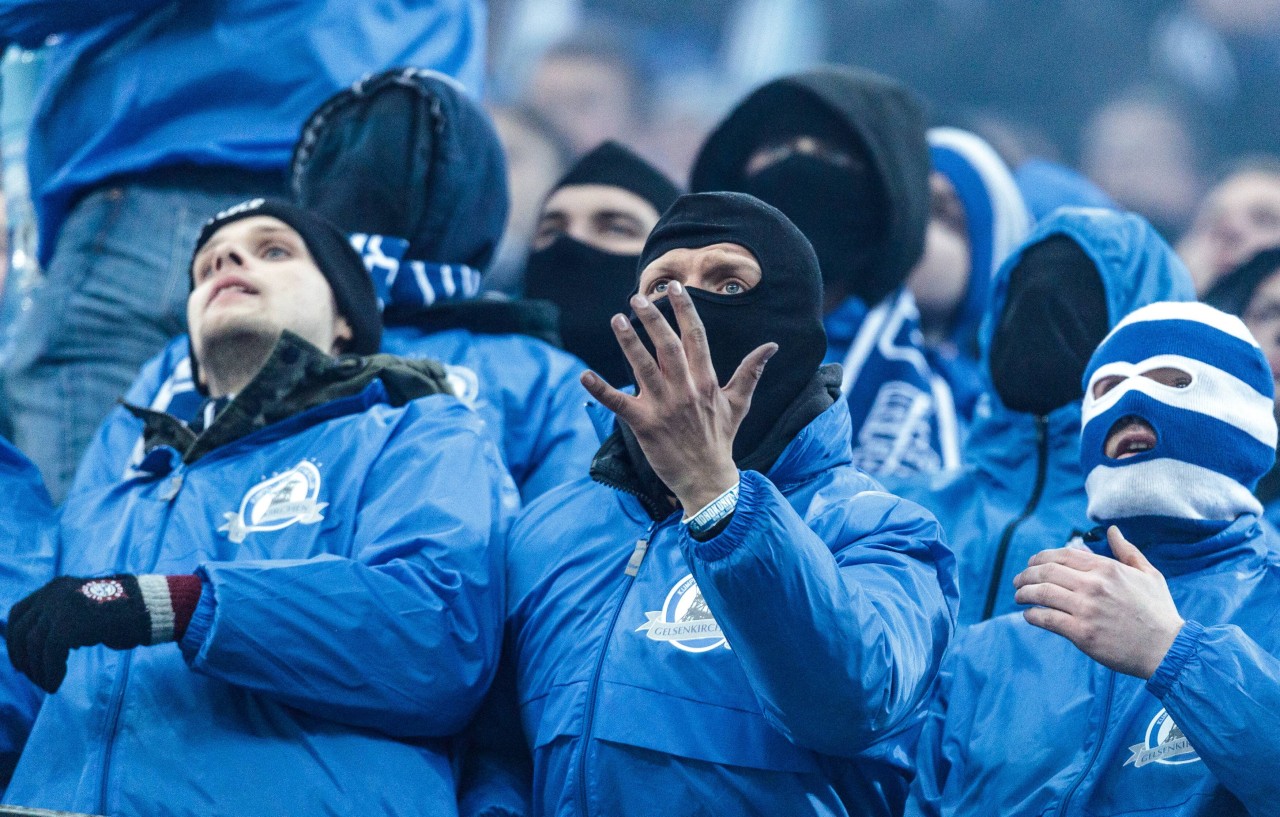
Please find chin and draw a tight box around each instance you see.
[193,318,282,358]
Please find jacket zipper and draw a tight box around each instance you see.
[982,414,1050,621]
[577,520,661,817]
[1057,670,1117,816]
[98,465,186,814]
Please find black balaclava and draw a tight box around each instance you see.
[690,67,930,309]
[989,234,1109,416]
[737,98,886,298]
[630,192,826,462]
[524,141,680,385]
[188,198,383,390]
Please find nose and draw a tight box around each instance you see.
[211,247,247,273]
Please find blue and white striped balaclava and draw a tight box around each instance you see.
[1081,301,1278,545]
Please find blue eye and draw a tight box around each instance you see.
[724,282,743,294]
[262,245,290,260]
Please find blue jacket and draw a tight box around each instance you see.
[925,127,1031,422]
[381,326,598,501]
[6,351,515,816]
[885,208,1195,624]
[908,515,1280,816]
[0,438,57,783]
[482,394,958,817]
[71,329,597,503]
[0,0,486,264]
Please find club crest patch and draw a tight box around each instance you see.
[80,579,127,603]
[219,460,328,543]
[1124,708,1201,768]
[636,574,728,653]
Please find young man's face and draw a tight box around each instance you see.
[533,184,660,256]
[188,216,352,365]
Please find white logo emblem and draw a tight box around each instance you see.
[219,461,328,543]
[1124,708,1201,768]
[80,579,127,603]
[636,575,728,653]
[445,365,481,408]
[853,381,941,477]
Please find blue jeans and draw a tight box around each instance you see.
[3,171,281,500]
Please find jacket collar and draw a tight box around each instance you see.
[125,331,452,464]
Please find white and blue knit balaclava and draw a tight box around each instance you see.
[1081,301,1278,545]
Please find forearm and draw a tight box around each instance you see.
[186,556,502,738]
[682,471,953,756]
[1147,621,1280,806]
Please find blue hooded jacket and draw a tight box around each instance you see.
[468,387,958,817]
[6,345,516,816]
[0,438,57,784]
[0,0,485,266]
[884,208,1195,624]
[924,127,1031,422]
[907,515,1280,816]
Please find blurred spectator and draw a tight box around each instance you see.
[1080,89,1205,238]
[526,26,648,156]
[0,1,486,501]
[1175,159,1280,294]
[1151,0,1280,160]
[909,126,1031,422]
[484,105,575,295]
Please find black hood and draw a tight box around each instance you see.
[689,66,929,306]
[1204,246,1280,319]
[289,68,508,272]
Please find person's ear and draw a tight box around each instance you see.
[331,316,354,355]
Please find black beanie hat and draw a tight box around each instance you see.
[189,199,382,377]
[632,192,827,462]
[552,141,681,214]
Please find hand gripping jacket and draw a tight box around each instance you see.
[467,396,958,817]
[906,516,1280,816]
[5,341,516,817]
[883,207,1196,624]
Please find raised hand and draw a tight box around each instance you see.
[580,281,777,514]
[1013,526,1185,679]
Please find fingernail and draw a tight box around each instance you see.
[632,294,649,308]
[612,314,628,330]
[670,281,683,295]
[764,343,779,361]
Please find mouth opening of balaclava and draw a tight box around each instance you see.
[1080,301,1278,546]
[735,97,887,303]
[989,234,1109,416]
[627,192,826,464]
[524,142,681,386]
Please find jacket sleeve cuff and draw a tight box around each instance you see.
[178,575,218,663]
[680,469,767,562]
[1146,619,1206,699]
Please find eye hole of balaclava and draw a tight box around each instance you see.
[989,234,1109,416]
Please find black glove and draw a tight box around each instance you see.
[7,575,167,693]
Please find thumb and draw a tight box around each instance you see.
[1107,525,1154,572]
